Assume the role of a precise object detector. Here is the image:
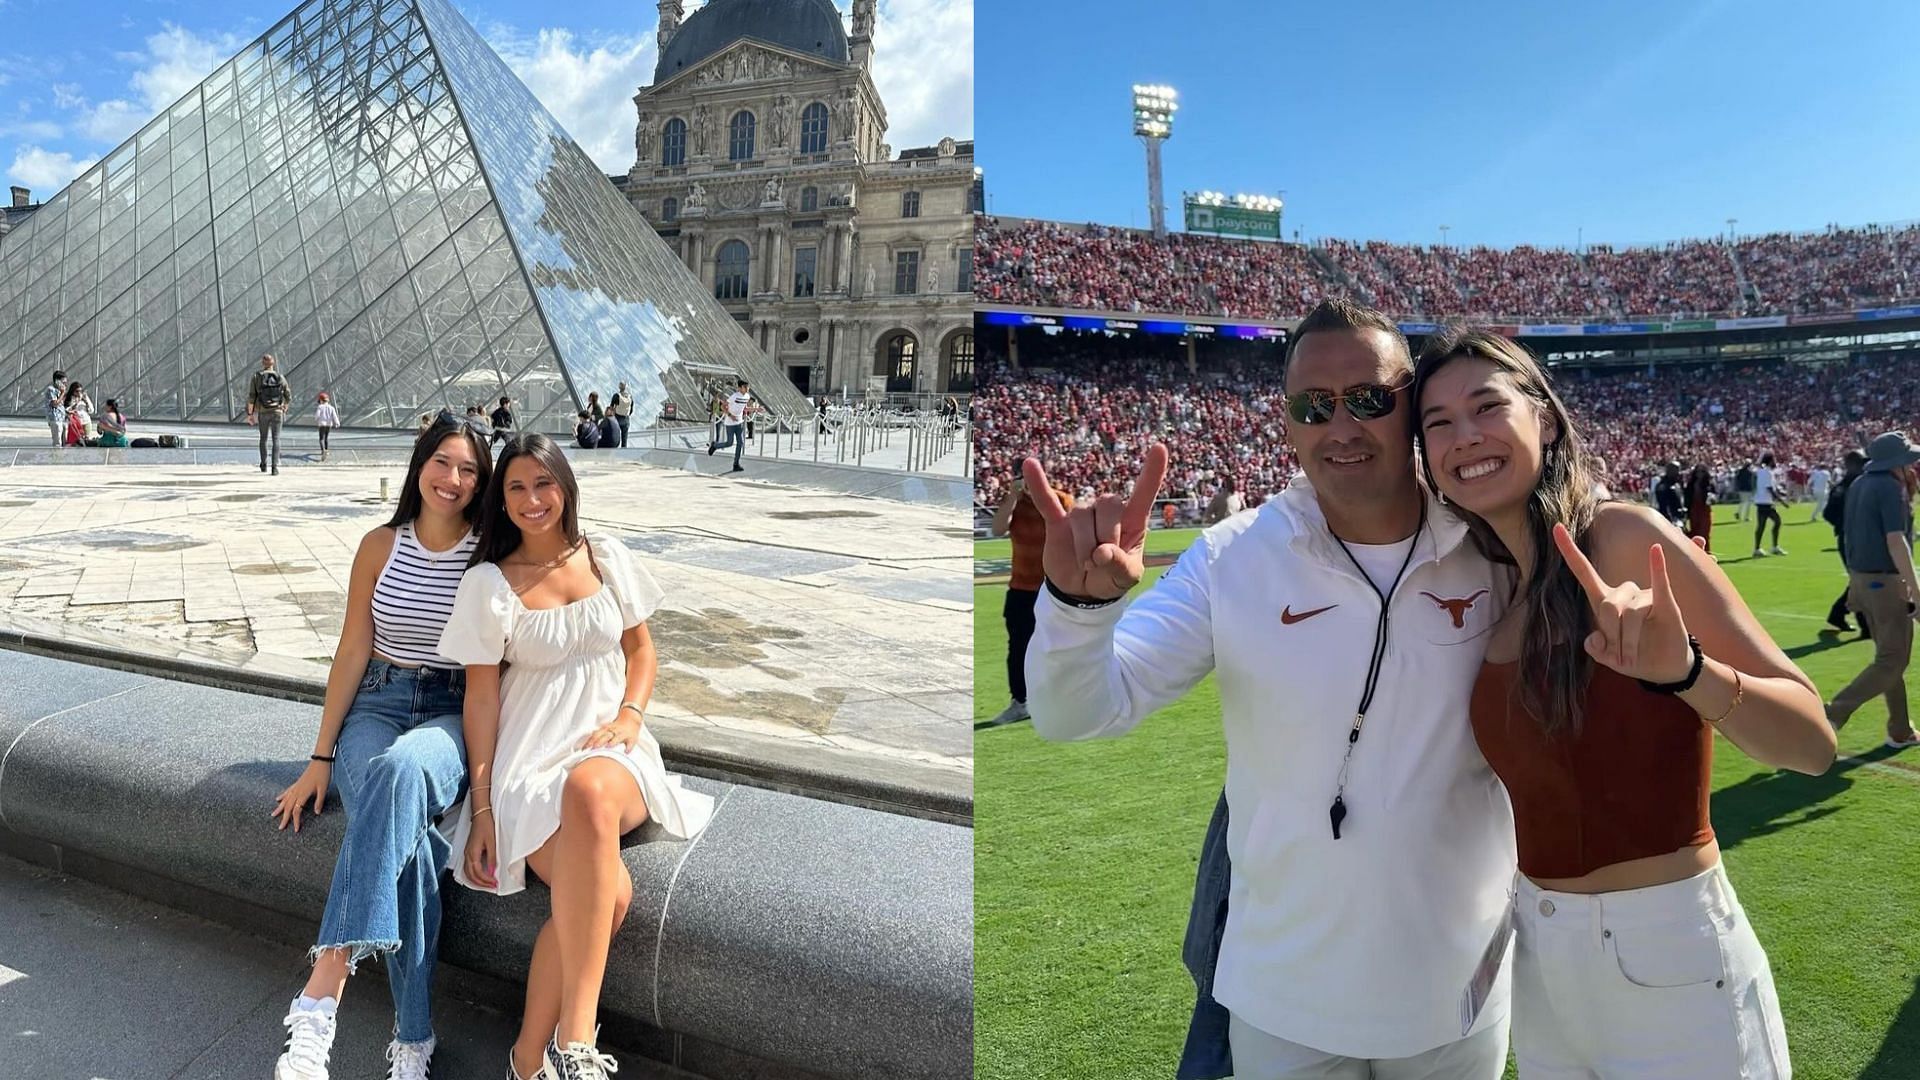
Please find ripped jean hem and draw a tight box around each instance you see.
[308,938,402,976]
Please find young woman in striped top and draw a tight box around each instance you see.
[268,415,494,1080]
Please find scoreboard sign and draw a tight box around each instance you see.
[1184,200,1281,240]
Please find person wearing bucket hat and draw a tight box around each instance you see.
[1828,431,1920,749]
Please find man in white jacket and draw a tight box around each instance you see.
[1022,299,1516,1079]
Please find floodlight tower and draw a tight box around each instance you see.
[1132,84,1177,238]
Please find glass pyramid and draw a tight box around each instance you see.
[0,0,808,431]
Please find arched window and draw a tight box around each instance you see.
[714,239,750,300]
[661,197,678,222]
[728,110,756,161]
[799,185,818,212]
[799,102,829,154]
[661,118,686,166]
[884,333,918,393]
[945,333,974,393]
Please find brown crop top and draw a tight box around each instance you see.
[1470,658,1714,879]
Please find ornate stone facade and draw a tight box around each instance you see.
[627,0,975,401]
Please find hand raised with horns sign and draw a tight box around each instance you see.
[1021,444,1170,602]
[1551,521,1694,684]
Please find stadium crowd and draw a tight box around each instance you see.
[976,217,1920,322]
[973,339,1920,517]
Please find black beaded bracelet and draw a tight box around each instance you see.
[1045,578,1122,610]
[311,754,336,763]
[1637,635,1705,695]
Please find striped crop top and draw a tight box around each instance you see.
[371,522,479,669]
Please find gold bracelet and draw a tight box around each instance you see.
[1703,667,1743,726]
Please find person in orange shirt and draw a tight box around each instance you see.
[986,476,1074,727]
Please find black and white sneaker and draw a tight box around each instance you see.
[273,996,338,1080]
[542,1030,619,1079]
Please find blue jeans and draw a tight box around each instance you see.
[1178,790,1233,1080]
[711,422,744,466]
[314,659,468,1044]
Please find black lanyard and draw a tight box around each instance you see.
[1325,507,1426,840]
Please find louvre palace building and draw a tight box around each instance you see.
[623,0,976,402]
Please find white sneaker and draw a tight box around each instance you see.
[274,997,338,1080]
[1770,546,1788,556]
[385,1036,436,1080]
[1888,733,1920,750]
[986,701,1030,726]
[1752,548,1766,558]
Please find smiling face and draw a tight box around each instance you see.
[502,455,566,537]
[1284,327,1416,508]
[417,432,482,516]
[1417,355,1559,521]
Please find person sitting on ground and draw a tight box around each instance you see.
[597,410,620,450]
[574,411,602,449]
[95,399,129,448]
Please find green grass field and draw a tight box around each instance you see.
[974,508,1920,1080]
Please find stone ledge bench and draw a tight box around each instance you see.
[0,649,972,1080]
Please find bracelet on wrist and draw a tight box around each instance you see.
[1045,578,1123,610]
[472,805,493,818]
[621,702,645,718]
[1701,666,1744,726]
[1638,635,1705,695]
[310,754,335,763]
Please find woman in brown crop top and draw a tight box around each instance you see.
[1412,327,1834,1079]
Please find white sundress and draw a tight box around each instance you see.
[438,534,715,896]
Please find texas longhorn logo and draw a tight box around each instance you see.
[1420,589,1489,629]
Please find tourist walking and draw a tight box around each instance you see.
[268,416,493,1080]
[1828,432,1920,749]
[247,354,293,475]
[707,379,753,473]
[315,393,340,461]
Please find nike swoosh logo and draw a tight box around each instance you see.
[1280,604,1337,625]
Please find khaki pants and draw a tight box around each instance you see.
[1831,571,1915,740]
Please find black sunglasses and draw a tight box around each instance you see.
[1283,381,1409,426]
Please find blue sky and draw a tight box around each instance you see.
[977,0,1920,248]
[0,0,970,198]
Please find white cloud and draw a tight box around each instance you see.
[484,25,657,175]
[8,145,98,190]
[63,23,251,148]
[871,0,972,152]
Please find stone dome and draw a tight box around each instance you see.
[656,0,849,83]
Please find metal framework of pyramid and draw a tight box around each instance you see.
[0,0,807,431]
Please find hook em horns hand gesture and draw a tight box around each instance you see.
[1022,444,1169,602]
[1552,522,1693,684]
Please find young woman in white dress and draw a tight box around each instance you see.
[438,433,715,1080]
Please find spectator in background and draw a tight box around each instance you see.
[1823,451,1868,634]
[1734,460,1756,523]
[62,380,95,446]
[609,382,634,447]
[1685,463,1715,555]
[95,399,129,448]
[315,393,340,461]
[587,391,604,422]
[985,475,1073,729]
[574,411,602,449]
[245,354,292,475]
[1828,432,1920,749]
[1655,462,1685,526]
[489,396,516,446]
[597,410,621,450]
[1753,452,1786,556]
[1809,462,1832,522]
[1589,455,1614,502]
[1203,478,1244,525]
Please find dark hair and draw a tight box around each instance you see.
[104,398,120,413]
[1283,298,1412,384]
[52,369,65,380]
[1411,325,1598,736]
[1760,452,1775,467]
[737,379,749,388]
[384,418,494,530]
[499,395,511,406]
[469,433,582,567]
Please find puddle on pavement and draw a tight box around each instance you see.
[654,668,847,734]
[233,563,318,575]
[647,608,805,670]
[0,500,32,507]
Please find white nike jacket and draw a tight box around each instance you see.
[1027,477,1518,1059]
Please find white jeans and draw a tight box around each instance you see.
[1227,1013,1508,1080]
[1512,863,1790,1078]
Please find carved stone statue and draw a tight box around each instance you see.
[864,264,875,296]
[763,177,781,204]
[852,0,875,37]
[927,263,940,294]
[693,105,714,156]
[635,111,652,162]
[834,89,857,142]
[686,182,707,210]
[769,94,794,147]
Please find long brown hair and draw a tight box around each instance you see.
[1411,326,1599,735]
[385,416,495,530]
